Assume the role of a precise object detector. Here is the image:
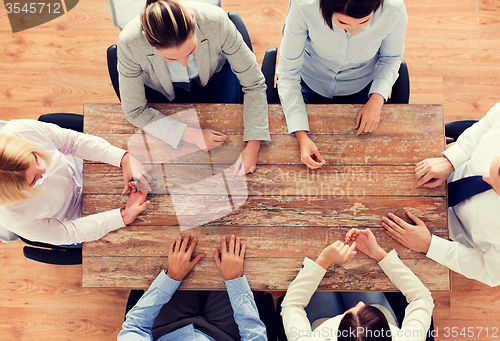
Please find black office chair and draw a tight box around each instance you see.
[124,289,278,340]
[276,294,435,341]
[266,59,411,105]
[445,120,478,144]
[107,11,278,104]
[19,113,84,265]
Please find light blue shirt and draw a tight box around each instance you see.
[117,271,267,341]
[166,54,200,91]
[276,0,408,133]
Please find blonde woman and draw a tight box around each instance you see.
[118,0,270,175]
[0,120,150,246]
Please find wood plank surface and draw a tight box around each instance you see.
[82,256,450,291]
[1,0,500,340]
[83,163,446,197]
[83,195,448,228]
[84,103,444,136]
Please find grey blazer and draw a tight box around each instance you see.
[117,2,270,147]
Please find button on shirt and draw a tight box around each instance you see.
[276,0,407,133]
[426,103,500,287]
[118,271,267,341]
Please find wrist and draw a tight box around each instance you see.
[369,93,385,107]
[295,130,310,143]
[315,256,331,269]
[120,208,132,225]
[374,247,388,262]
[166,271,183,282]
[245,140,261,152]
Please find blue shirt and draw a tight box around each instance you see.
[276,0,408,134]
[117,271,267,341]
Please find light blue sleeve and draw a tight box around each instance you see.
[225,276,267,341]
[118,271,181,341]
[370,1,408,100]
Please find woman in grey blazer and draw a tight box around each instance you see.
[118,0,270,174]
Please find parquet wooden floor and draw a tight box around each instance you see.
[1,0,500,340]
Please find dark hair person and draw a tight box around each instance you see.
[281,228,433,341]
[118,0,270,175]
[276,0,407,170]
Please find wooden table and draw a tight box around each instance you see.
[82,103,450,291]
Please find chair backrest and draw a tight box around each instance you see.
[386,60,410,104]
[445,120,478,144]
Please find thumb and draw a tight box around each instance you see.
[122,184,129,195]
[190,253,205,269]
[407,211,424,225]
[214,249,221,269]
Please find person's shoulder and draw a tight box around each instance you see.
[1,119,42,135]
[382,0,407,15]
[292,0,320,8]
[119,16,144,42]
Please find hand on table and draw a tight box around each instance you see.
[296,131,326,169]
[345,228,387,262]
[181,127,228,151]
[233,140,260,175]
[214,235,246,280]
[121,153,152,194]
[315,240,357,269]
[382,212,432,253]
[411,156,454,189]
[355,93,384,136]
[166,234,205,281]
[121,183,150,225]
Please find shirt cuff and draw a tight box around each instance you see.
[426,234,448,263]
[158,270,182,292]
[442,145,467,170]
[105,147,128,168]
[377,249,399,269]
[143,118,188,149]
[225,276,252,300]
[369,80,392,102]
[286,113,310,135]
[302,257,328,276]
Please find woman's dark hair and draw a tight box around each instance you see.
[338,305,392,341]
[320,0,384,30]
[141,0,195,49]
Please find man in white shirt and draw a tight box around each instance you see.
[381,103,500,287]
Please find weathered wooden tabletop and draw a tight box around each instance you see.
[82,103,449,291]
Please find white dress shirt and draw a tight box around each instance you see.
[281,250,434,341]
[276,0,407,133]
[426,103,500,287]
[0,120,127,245]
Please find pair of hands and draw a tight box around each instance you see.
[380,156,454,253]
[181,127,260,175]
[297,94,384,169]
[166,234,245,282]
[315,228,387,269]
[120,153,151,225]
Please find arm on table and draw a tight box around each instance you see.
[281,240,356,341]
[427,234,500,287]
[215,235,267,340]
[118,234,205,340]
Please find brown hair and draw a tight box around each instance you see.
[338,305,392,341]
[141,0,195,48]
[0,134,50,205]
[320,0,384,30]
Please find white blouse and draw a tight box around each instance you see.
[0,120,127,245]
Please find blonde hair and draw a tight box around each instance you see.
[0,134,50,205]
[141,0,195,48]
